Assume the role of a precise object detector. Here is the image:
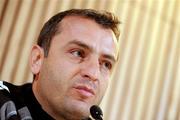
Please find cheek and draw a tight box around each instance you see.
[50,58,80,88]
[99,76,109,96]
[102,80,108,93]
[39,62,73,101]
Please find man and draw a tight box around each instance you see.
[0,9,120,120]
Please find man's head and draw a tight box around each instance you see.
[37,9,120,57]
[30,9,120,120]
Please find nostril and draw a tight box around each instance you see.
[82,74,97,82]
[83,74,89,78]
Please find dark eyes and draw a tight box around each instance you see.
[71,49,85,58]
[101,61,112,70]
[70,49,113,71]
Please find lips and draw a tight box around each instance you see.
[73,85,95,97]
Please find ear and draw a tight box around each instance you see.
[29,45,44,75]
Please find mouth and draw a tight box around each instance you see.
[73,85,95,98]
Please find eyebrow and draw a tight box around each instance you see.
[102,54,116,63]
[67,40,91,51]
[67,40,116,62]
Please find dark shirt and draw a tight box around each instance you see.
[0,81,54,120]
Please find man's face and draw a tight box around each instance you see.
[32,16,118,119]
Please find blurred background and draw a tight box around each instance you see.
[0,0,179,120]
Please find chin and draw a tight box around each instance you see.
[65,99,91,119]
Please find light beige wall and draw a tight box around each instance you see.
[0,0,179,120]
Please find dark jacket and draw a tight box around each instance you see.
[0,81,54,120]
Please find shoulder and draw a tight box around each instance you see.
[0,81,11,92]
[0,80,21,97]
[0,81,15,102]
[0,81,19,103]
[0,81,33,119]
[0,80,18,115]
[0,80,32,105]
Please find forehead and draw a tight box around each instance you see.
[59,16,117,39]
[54,16,119,60]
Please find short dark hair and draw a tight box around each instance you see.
[37,8,120,57]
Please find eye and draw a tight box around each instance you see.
[71,49,85,58]
[101,61,112,70]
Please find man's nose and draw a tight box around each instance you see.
[80,58,100,81]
